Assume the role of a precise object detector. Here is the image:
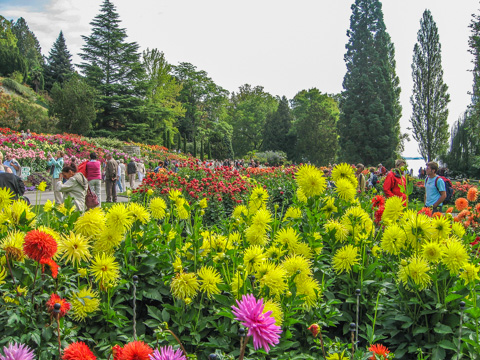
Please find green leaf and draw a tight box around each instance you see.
[434,323,452,334]
[438,340,456,351]
[147,305,163,322]
[413,326,428,336]
[445,293,463,303]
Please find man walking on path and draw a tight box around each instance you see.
[48,151,64,204]
[105,154,118,203]
[127,159,137,189]
[424,161,446,213]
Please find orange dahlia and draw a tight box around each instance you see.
[467,187,478,202]
[46,293,71,318]
[368,343,390,359]
[63,341,96,360]
[23,230,57,262]
[40,258,59,278]
[446,207,454,214]
[118,341,153,360]
[112,345,123,360]
[455,198,469,212]
[418,207,432,217]
[475,203,480,214]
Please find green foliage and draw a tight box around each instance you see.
[208,121,234,160]
[444,112,480,178]
[410,10,450,162]
[174,62,229,152]
[2,77,36,99]
[252,150,288,166]
[0,15,18,48]
[291,89,339,165]
[79,0,145,132]
[0,45,28,80]
[262,96,294,157]
[9,96,54,133]
[0,90,19,129]
[228,84,278,157]
[49,76,97,135]
[338,0,402,167]
[142,48,185,141]
[12,17,44,91]
[43,31,74,92]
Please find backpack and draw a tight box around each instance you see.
[371,174,378,186]
[426,176,454,203]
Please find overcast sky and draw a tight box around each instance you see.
[1,0,479,162]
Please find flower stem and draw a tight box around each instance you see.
[239,335,250,360]
[30,262,40,303]
[5,253,17,288]
[166,329,188,358]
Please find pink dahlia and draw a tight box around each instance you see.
[0,342,35,360]
[231,294,282,353]
[149,346,186,360]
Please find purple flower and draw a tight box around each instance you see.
[149,346,186,360]
[0,342,35,360]
[231,294,282,353]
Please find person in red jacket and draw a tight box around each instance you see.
[383,159,407,201]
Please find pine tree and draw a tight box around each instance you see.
[262,96,293,154]
[338,0,402,167]
[12,17,44,89]
[410,10,450,162]
[79,0,145,132]
[44,31,74,91]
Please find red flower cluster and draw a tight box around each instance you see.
[23,230,57,262]
[46,293,71,318]
[371,195,385,210]
[63,341,96,360]
[418,207,432,217]
[118,341,152,360]
[112,344,123,360]
[368,343,390,359]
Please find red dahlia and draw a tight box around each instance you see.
[63,341,96,360]
[46,293,71,318]
[368,343,390,359]
[23,230,57,262]
[118,341,153,360]
[40,258,59,278]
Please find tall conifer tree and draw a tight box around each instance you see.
[262,96,294,155]
[44,31,74,91]
[410,10,450,162]
[79,0,144,132]
[338,0,401,167]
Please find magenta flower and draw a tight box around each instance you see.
[231,294,282,353]
[149,346,186,360]
[0,342,35,360]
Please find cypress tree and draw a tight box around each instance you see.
[208,141,212,159]
[466,7,480,155]
[183,134,187,154]
[44,31,74,91]
[79,0,145,132]
[410,10,450,162]
[262,96,293,154]
[338,0,402,167]
[200,138,204,161]
[193,136,197,157]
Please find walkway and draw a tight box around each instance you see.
[25,180,142,206]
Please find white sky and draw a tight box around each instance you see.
[1,0,478,167]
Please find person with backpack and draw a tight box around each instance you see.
[47,151,64,204]
[424,161,446,213]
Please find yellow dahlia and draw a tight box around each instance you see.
[57,232,91,266]
[332,244,359,274]
[197,266,222,299]
[74,207,106,238]
[149,197,167,220]
[170,272,199,301]
[295,164,327,197]
[334,178,356,202]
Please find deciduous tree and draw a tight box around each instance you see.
[410,10,450,162]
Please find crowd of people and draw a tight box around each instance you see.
[0,146,449,214]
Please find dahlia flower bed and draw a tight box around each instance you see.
[0,128,187,174]
[0,163,479,360]
[132,162,297,225]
